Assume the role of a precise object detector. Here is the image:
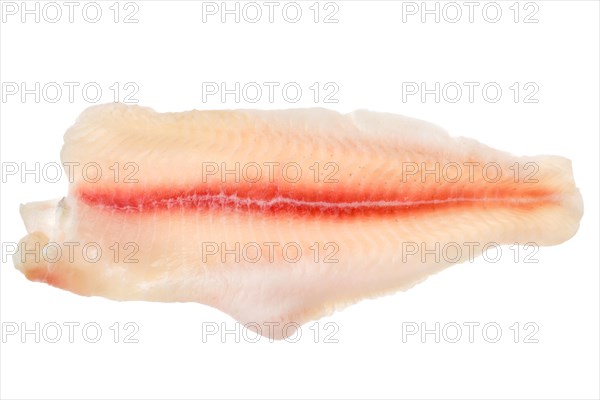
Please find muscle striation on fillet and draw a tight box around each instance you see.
[14,103,583,339]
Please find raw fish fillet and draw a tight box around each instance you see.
[14,104,583,339]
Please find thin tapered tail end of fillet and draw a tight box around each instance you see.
[531,154,583,246]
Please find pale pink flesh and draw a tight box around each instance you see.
[15,104,583,339]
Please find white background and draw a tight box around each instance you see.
[1,1,599,399]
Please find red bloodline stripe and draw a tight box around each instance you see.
[76,183,554,217]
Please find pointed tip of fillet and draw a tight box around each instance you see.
[19,199,62,234]
[13,232,50,282]
[15,199,62,281]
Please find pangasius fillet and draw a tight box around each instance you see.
[14,103,583,339]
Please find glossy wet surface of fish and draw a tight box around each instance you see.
[14,104,583,339]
